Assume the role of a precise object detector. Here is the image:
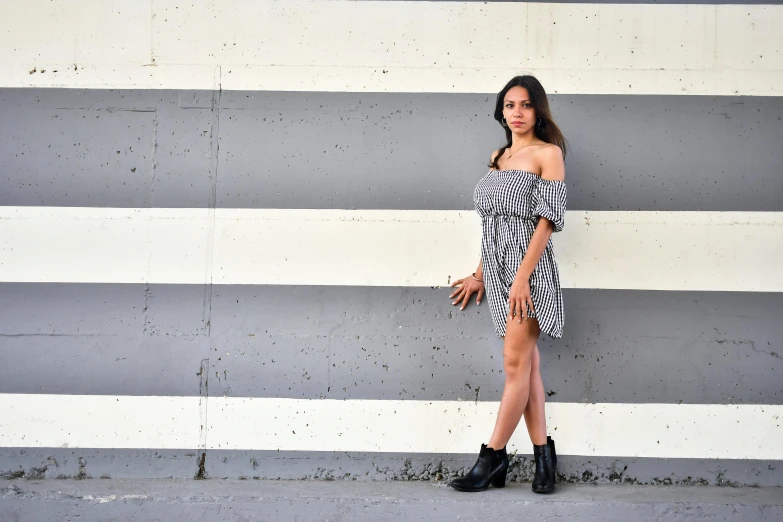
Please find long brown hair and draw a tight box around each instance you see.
[489,75,567,170]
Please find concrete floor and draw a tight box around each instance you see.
[1,479,782,521]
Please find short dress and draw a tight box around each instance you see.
[473,169,567,339]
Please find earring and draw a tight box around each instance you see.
[501,118,508,127]
[536,118,543,127]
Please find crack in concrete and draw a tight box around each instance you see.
[197,358,210,480]
[141,110,159,339]
[202,66,222,338]
[54,107,157,112]
[196,453,207,481]
[191,71,222,481]
[717,339,781,360]
[0,333,114,338]
[258,333,497,342]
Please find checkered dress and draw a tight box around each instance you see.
[473,169,567,339]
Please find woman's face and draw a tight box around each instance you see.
[503,86,535,133]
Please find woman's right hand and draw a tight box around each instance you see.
[449,274,485,310]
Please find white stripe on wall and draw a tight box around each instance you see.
[0,1,780,96]
[0,394,201,450]
[1,394,780,459]
[1,207,781,292]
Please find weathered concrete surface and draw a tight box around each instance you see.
[3,448,780,488]
[1,479,781,522]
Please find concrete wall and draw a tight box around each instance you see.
[0,0,781,485]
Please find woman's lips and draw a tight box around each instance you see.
[511,121,523,127]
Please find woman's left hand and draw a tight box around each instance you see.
[508,273,534,323]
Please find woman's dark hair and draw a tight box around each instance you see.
[489,75,567,169]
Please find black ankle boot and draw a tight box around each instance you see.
[450,444,509,492]
[532,441,555,494]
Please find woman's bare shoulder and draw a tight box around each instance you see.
[537,143,565,181]
[538,142,563,157]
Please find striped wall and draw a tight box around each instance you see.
[0,0,781,485]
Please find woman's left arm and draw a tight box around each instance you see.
[508,146,565,321]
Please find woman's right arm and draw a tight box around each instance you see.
[450,149,496,310]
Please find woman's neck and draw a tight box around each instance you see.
[510,132,538,148]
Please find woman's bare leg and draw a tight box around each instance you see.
[523,344,547,445]
[487,318,541,449]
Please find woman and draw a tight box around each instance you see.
[449,75,567,494]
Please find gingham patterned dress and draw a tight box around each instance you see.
[473,169,567,339]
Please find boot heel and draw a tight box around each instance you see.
[547,436,558,482]
[491,471,506,489]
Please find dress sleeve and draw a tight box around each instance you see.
[531,178,567,232]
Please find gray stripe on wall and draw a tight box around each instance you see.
[1,448,780,486]
[2,283,780,404]
[0,282,210,397]
[0,89,215,209]
[2,89,781,211]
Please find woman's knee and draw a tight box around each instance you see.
[503,351,532,380]
[502,317,539,379]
